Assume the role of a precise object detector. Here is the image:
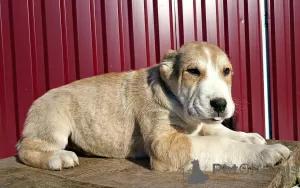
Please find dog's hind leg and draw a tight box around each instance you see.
[16,104,79,170]
[17,137,79,170]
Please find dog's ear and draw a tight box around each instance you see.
[159,49,179,81]
[162,49,178,61]
[159,61,173,81]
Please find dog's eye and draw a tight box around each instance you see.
[223,68,231,76]
[187,68,200,76]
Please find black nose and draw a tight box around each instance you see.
[210,98,227,113]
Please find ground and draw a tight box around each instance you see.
[0,140,299,188]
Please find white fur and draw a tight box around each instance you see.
[188,124,202,136]
[189,136,291,171]
[196,63,234,119]
[186,123,289,171]
[184,60,235,125]
[201,123,267,144]
[48,150,79,170]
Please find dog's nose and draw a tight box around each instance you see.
[210,98,227,113]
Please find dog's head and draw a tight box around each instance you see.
[159,42,235,124]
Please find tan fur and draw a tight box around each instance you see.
[17,49,193,170]
[150,131,191,171]
[17,41,290,171]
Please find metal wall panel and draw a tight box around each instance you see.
[268,0,300,140]
[0,0,265,159]
[175,0,265,135]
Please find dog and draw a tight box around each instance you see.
[17,42,291,171]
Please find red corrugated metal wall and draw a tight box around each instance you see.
[268,0,300,141]
[174,0,265,136]
[0,0,265,159]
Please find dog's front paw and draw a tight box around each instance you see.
[244,144,291,169]
[237,132,267,145]
[259,144,291,166]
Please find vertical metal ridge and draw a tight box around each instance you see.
[120,0,131,70]
[292,0,300,140]
[249,0,265,135]
[152,0,160,63]
[0,0,6,157]
[282,1,293,139]
[145,0,157,65]
[195,0,202,41]
[93,0,104,74]
[168,0,175,49]
[289,0,298,140]
[127,0,135,70]
[193,0,198,41]
[243,0,253,132]
[236,0,248,132]
[285,0,294,140]
[201,0,207,41]
[8,0,20,140]
[177,0,183,45]
[99,0,108,73]
[268,0,279,139]
[90,0,98,75]
[117,0,125,71]
[60,0,69,83]
[172,0,179,48]
[223,0,229,52]
[28,0,38,99]
[41,0,50,89]
[144,0,150,67]
[72,0,80,78]
[254,0,269,135]
[216,0,220,45]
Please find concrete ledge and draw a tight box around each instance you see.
[0,140,299,188]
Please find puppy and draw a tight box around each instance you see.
[17,42,290,171]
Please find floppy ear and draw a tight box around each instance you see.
[159,61,173,81]
[159,49,178,81]
[162,49,178,61]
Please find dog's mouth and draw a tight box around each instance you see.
[187,106,228,123]
[211,117,222,121]
[199,117,224,124]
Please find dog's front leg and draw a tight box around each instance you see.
[189,136,290,171]
[200,123,267,144]
[148,132,290,172]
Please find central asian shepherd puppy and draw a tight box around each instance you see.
[17,42,290,171]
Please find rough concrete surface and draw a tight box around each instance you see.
[0,140,299,188]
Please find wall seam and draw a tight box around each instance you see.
[260,0,271,139]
